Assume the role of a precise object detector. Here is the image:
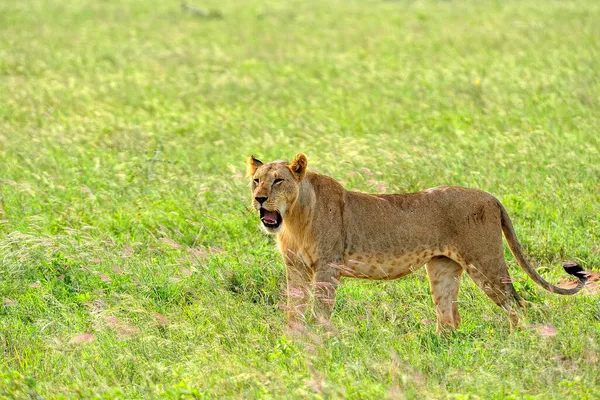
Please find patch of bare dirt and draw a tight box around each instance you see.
[558,271,600,294]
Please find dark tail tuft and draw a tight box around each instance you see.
[562,261,588,283]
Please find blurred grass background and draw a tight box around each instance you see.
[1,0,599,398]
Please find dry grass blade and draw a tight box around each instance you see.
[159,238,181,250]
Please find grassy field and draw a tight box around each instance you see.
[1,0,600,398]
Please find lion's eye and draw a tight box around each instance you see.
[273,178,284,185]
[253,178,259,184]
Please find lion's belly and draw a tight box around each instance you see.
[341,250,435,280]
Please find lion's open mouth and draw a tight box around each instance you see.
[260,208,282,229]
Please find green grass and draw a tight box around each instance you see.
[1,0,600,397]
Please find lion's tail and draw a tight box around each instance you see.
[498,201,587,295]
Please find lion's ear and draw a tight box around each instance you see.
[246,155,263,177]
[289,153,307,181]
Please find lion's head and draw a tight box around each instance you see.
[247,153,308,234]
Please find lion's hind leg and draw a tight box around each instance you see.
[426,256,464,335]
[464,257,522,328]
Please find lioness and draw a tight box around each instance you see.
[248,154,588,333]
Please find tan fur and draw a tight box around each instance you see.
[248,154,586,333]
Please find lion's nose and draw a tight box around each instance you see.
[255,196,268,205]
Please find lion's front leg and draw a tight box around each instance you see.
[313,261,341,326]
[284,252,314,329]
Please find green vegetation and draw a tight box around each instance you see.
[1,0,599,397]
